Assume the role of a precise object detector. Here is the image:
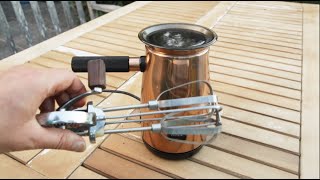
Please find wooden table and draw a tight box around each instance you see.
[0,1,319,179]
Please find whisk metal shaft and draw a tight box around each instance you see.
[103,105,220,120]
[104,126,153,134]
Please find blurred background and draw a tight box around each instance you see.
[0,1,134,60]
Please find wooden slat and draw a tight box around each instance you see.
[89,29,140,44]
[127,11,195,22]
[68,166,107,179]
[64,41,134,57]
[218,21,301,36]
[216,92,300,124]
[98,72,142,109]
[8,149,42,164]
[75,1,86,24]
[98,26,137,36]
[11,1,32,47]
[100,134,238,179]
[30,1,47,39]
[142,5,203,17]
[0,3,16,53]
[81,33,144,50]
[209,134,299,175]
[219,104,300,138]
[240,1,302,9]
[191,146,298,179]
[61,1,75,28]
[235,2,302,14]
[214,28,302,50]
[118,14,176,25]
[211,46,301,66]
[212,30,301,49]
[228,10,302,23]
[84,149,172,179]
[223,13,302,25]
[0,155,46,178]
[222,15,302,31]
[224,13,302,26]
[71,37,144,55]
[213,33,301,54]
[136,7,200,19]
[149,1,218,12]
[46,1,62,35]
[118,122,299,174]
[214,41,301,60]
[210,51,301,74]
[210,64,301,90]
[230,6,301,19]
[196,1,236,28]
[86,1,95,20]
[235,3,302,13]
[211,80,300,111]
[210,73,301,100]
[26,137,106,179]
[209,57,301,82]
[300,4,320,179]
[220,18,302,34]
[222,120,300,154]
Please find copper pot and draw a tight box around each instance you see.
[71,23,218,159]
[138,23,217,159]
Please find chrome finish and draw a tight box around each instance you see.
[36,83,223,145]
[36,111,95,127]
[104,126,152,134]
[103,105,220,120]
[129,57,141,71]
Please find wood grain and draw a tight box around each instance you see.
[68,166,107,179]
[300,3,320,179]
[100,134,238,179]
[0,154,46,178]
[84,149,171,179]
[8,149,42,164]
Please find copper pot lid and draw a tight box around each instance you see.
[138,23,218,50]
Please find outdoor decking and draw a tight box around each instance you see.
[0,1,319,179]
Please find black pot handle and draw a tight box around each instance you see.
[71,56,146,72]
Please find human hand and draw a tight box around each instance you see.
[0,65,87,153]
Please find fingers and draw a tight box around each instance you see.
[32,68,87,108]
[39,98,55,113]
[33,127,86,152]
[45,69,87,99]
[55,91,86,109]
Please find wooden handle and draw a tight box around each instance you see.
[88,59,106,90]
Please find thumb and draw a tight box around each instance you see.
[34,128,86,152]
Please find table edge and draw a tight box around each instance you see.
[300,3,320,179]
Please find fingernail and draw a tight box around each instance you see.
[72,141,86,152]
